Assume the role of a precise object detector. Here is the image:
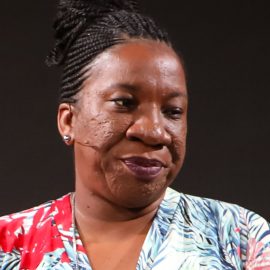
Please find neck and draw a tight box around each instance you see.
[73,184,165,242]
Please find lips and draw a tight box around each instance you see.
[122,157,165,181]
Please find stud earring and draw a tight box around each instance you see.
[63,135,71,143]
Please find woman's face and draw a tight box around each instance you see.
[67,40,187,208]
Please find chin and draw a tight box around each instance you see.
[104,161,176,208]
[109,181,168,209]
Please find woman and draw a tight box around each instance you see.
[0,0,269,269]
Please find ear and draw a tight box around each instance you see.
[57,103,75,145]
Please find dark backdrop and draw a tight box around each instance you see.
[0,1,269,219]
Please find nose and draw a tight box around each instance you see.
[126,109,171,147]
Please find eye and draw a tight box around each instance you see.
[111,97,136,109]
[163,107,183,120]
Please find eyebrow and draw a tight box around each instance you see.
[110,83,139,92]
[107,83,187,99]
[165,91,188,99]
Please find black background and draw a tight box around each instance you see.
[0,1,269,219]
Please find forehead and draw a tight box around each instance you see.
[81,40,187,96]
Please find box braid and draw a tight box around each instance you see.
[46,0,171,103]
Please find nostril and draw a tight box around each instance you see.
[152,143,164,150]
[128,136,141,142]
[155,144,163,149]
[126,119,171,146]
[127,133,163,147]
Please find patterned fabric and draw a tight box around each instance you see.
[0,187,270,269]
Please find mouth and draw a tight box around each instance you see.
[122,157,165,181]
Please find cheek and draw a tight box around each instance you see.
[166,134,186,183]
[167,120,187,164]
[74,112,132,151]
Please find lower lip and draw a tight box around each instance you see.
[122,160,163,181]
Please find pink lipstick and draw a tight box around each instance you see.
[122,157,164,180]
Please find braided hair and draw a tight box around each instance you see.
[46,0,171,103]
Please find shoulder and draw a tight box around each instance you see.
[165,187,269,228]
[165,188,270,268]
[0,194,71,252]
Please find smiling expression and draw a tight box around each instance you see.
[69,39,188,208]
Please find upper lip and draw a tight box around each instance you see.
[121,156,167,168]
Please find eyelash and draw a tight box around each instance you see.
[110,98,183,119]
[111,98,136,109]
[163,107,183,120]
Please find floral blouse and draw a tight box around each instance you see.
[0,188,270,269]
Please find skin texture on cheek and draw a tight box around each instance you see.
[78,115,117,150]
[169,128,187,165]
[74,107,131,151]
